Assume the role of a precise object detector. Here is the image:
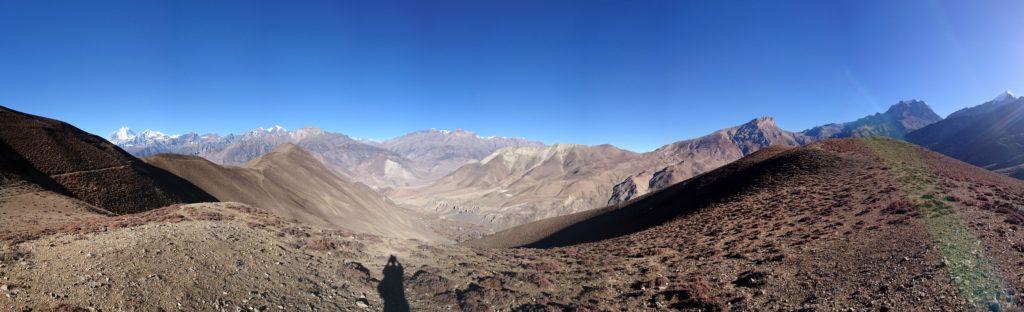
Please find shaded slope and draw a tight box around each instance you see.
[0,105,214,213]
[907,95,1024,175]
[5,138,1024,310]
[116,126,427,188]
[466,137,1024,309]
[802,100,942,139]
[391,144,641,230]
[609,102,942,206]
[144,143,438,241]
[465,145,811,248]
[608,116,809,204]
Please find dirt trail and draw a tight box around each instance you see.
[866,138,1014,309]
[48,165,131,178]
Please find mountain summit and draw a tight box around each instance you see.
[144,143,438,240]
[0,106,214,214]
[947,90,1021,119]
[907,92,1024,178]
[802,100,942,139]
[380,129,544,180]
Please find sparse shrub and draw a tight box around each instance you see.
[408,269,453,294]
[1012,242,1024,253]
[48,303,88,312]
[0,248,29,262]
[653,277,724,311]
[1006,214,1023,226]
[336,261,373,285]
[303,236,337,250]
[882,199,915,215]
[733,270,769,288]
[279,226,309,237]
[191,210,229,221]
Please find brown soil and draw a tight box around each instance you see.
[0,105,214,214]
[144,144,438,241]
[2,138,1022,311]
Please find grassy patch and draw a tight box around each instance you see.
[864,138,1012,310]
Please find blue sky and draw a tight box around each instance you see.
[1,0,1023,152]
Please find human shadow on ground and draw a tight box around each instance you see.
[377,255,410,312]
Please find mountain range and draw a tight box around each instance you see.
[98,91,1024,234]
[607,99,946,205]
[105,97,952,233]
[0,106,214,214]
[908,91,1024,179]
[110,126,542,189]
[144,143,437,241]
[390,144,642,229]
[3,91,1024,310]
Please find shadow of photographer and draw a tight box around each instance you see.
[377,255,410,312]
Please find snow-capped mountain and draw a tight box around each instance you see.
[947,90,1020,119]
[108,126,174,147]
[907,91,1024,178]
[109,126,136,144]
[108,125,543,188]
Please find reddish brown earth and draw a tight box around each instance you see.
[143,144,439,241]
[2,137,1023,311]
[0,105,214,214]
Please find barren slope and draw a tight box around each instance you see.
[468,138,1024,309]
[391,144,641,231]
[607,116,810,205]
[4,138,1022,310]
[144,143,438,241]
[118,126,427,188]
[0,105,214,214]
[380,129,545,181]
[907,93,1024,177]
[802,99,942,140]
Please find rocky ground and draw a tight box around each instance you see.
[1,138,1023,311]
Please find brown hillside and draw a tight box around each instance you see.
[0,106,214,213]
[391,144,641,231]
[3,138,1023,310]
[465,137,1024,309]
[144,143,438,241]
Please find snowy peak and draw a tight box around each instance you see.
[138,129,169,139]
[109,126,136,143]
[107,126,174,146]
[247,125,288,136]
[108,125,172,145]
[992,91,1015,103]
[948,90,1022,119]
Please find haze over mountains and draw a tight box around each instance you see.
[377,129,544,181]
[144,143,437,241]
[908,91,1024,179]
[391,144,642,229]
[104,96,963,233]
[110,126,542,189]
[91,90,1024,237]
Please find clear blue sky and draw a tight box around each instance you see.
[2,0,1023,152]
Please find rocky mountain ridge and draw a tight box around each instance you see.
[109,126,541,188]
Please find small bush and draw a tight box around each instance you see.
[882,199,915,215]
[303,236,337,251]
